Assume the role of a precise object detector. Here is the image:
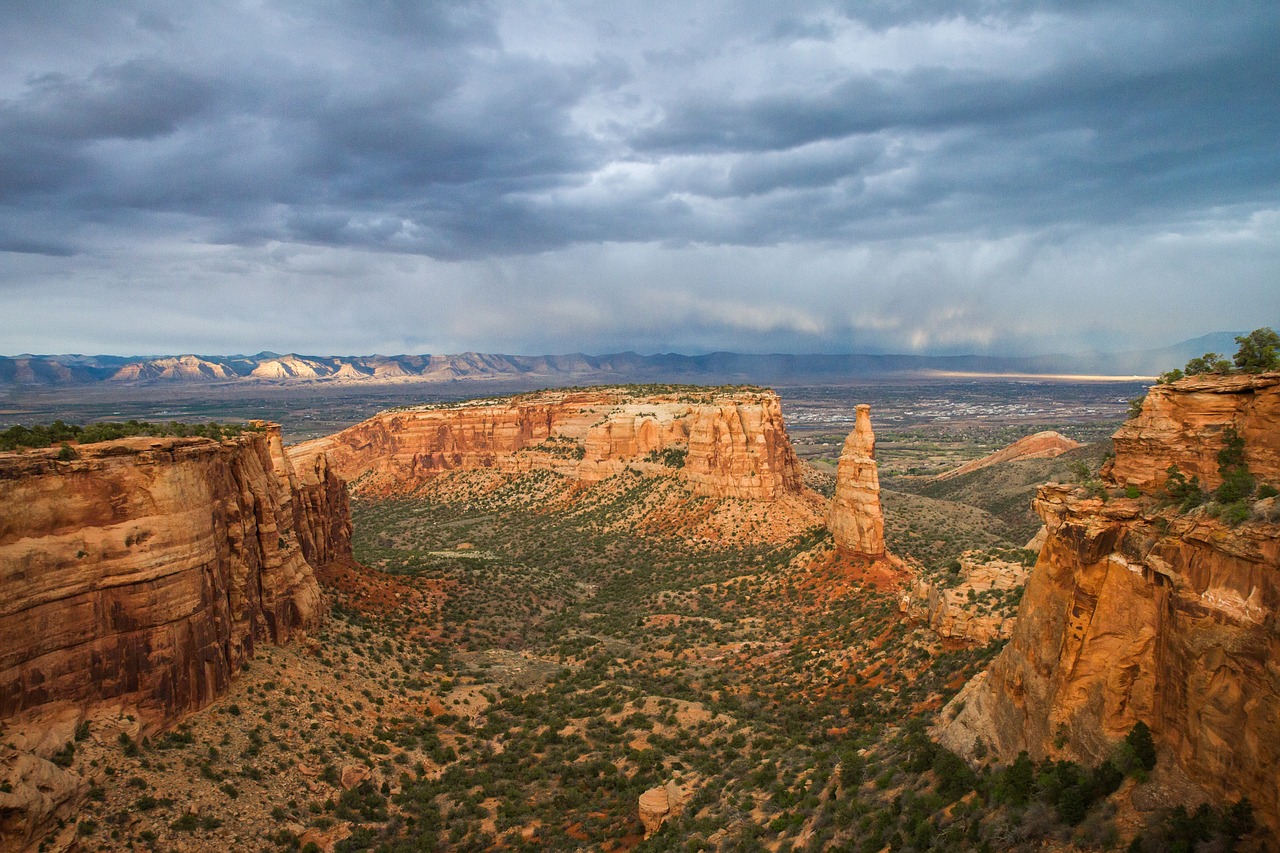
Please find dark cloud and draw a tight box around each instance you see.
[0,1,1276,356]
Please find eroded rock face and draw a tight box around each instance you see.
[0,425,345,731]
[0,750,85,853]
[938,375,1280,831]
[827,405,885,557]
[289,387,804,501]
[1110,372,1280,492]
[901,555,1029,644]
[638,779,690,839]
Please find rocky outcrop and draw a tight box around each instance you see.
[0,750,85,853]
[938,374,1280,830]
[827,405,885,557]
[0,425,345,731]
[935,430,1081,481]
[901,555,1028,644]
[289,387,804,501]
[1110,372,1280,492]
[638,778,691,839]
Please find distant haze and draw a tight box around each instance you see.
[0,333,1247,388]
[1,2,1277,356]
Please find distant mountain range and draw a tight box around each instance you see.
[0,333,1246,388]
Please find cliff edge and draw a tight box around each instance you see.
[0,424,350,851]
[0,424,347,729]
[937,373,1280,830]
[289,386,805,502]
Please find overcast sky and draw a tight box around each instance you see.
[1,1,1277,357]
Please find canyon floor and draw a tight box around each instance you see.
[7,379,1263,852]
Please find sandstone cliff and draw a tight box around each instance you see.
[938,374,1280,830]
[289,387,804,501]
[1110,372,1280,492]
[826,405,885,557]
[0,425,346,730]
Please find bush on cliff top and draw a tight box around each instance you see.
[1162,327,1279,382]
[1232,327,1280,372]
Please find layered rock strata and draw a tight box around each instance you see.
[826,405,885,556]
[0,425,345,731]
[289,387,804,501]
[938,374,1280,830]
[1109,372,1280,491]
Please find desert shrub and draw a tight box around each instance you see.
[0,419,261,451]
[992,751,1035,807]
[1184,352,1232,375]
[1161,466,1204,512]
[1134,799,1256,853]
[51,741,75,768]
[931,748,976,803]
[644,447,688,468]
[1214,428,1255,503]
[1215,500,1251,526]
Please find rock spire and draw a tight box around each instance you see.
[827,404,885,557]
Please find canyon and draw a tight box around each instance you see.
[3,374,1276,849]
[939,372,1280,831]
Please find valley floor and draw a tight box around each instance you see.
[54,469,1006,852]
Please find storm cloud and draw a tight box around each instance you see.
[1,0,1277,356]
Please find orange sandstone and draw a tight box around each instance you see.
[938,374,1280,831]
[289,387,804,501]
[826,405,885,557]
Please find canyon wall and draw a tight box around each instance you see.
[826,405,885,557]
[289,387,804,501]
[0,425,347,732]
[938,373,1280,829]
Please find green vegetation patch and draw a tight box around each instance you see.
[0,418,264,451]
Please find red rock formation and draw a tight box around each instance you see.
[0,425,345,731]
[0,749,84,852]
[935,430,1081,481]
[638,779,691,840]
[1110,372,1280,492]
[289,387,804,501]
[901,554,1029,644]
[269,429,353,570]
[827,405,885,557]
[938,375,1280,831]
